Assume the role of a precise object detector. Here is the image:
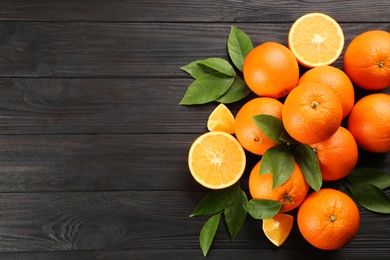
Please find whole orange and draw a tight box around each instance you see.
[243,42,299,98]
[297,188,360,250]
[234,97,283,155]
[311,126,358,181]
[249,160,309,213]
[298,65,355,118]
[282,82,343,144]
[344,30,390,90]
[348,93,390,153]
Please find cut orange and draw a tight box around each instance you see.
[207,103,235,134]
[188,131,246,189]
[263,213,294,247]
[288,13,344,68]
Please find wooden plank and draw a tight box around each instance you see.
[0,0,389,23]
[0,22,389,77]
[0,191,388,255]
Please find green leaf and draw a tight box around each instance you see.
[197,57,236,77]
[224,185,248,240]
[190,185,236,217]
[294,143,322,191]
[246,199,281,219]
[347,167,390,190]
[279,129,298,144]
[253,114,284,143]
[179,72,235,105]
[227,25,253,72]
[200,213,221,256]
[260,144,295,189]
[215,78,252,103]
[349,184,390,214]
[181,60,216,79]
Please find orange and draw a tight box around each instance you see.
[311,126,358,181]
[248,160,309,213]
[234,97,283,155]
[243,42,299,98]
[297,188,360,250]
[188,131,246,189]
[262,213,294,247]
[207,103,235,134]
[282,82,343,144]
[348,93,390,153]
[288,13,344,68]
[344,30,390,90]
[298,65,355,118]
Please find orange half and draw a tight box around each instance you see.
[188,131,246,189]
[207,103,235,134]
[288,13,344,68]
[262,213,294,247]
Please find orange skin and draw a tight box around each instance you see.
[297,188,360,250]
[344,30,390,90]
[234,97,283,155]
[282,82,343,145]
[298,65,355,119]
[243,42,299,98]
[311,126,358,181]
[249,160,309,213]
[348,93,390,153]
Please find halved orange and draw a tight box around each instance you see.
[207,103,235,134]
[188,131,246,189]
[288,13,344,68]
[262,213,294,247]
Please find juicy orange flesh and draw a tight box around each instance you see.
[207,103,235,134]
[189,132,246,189]
[290,14,343,66]
[262,213,294,246]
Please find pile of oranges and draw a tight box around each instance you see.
[186,13,389,251]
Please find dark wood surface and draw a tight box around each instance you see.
[0,1,389,259]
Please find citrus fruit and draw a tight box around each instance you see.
[207,103,235,134]
[288,12,344,68]
[234,97,283,155]
[297,188,360,250]
[298,65,355,118]
[243,42,299,98]
[344,30,390,90]
[311,126,358,181]
[282,82,343,144]
[249,160,309,212]
[188,131,246,189]
[262,213,294,247]
[348,93,390,153]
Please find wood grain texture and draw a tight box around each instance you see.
[0,22,389,77]
[0,0,389,23]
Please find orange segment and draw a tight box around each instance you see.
[188,131,246,189]
[262,213,294,247]
[207,103,235,134]
[288,13,344,68]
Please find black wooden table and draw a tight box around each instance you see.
[0,1,389,259]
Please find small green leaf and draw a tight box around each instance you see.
[197,57,236,77]
[279,129,298,144]
[260,144,295,189]
[347,167,390,190]
[246,199,281,219]
[215,78,252,103]
[349,184,390,214]
[253,114,284,143]
[200,213,221,256]
[190,185,236,217]
[179,73,235,105]
[224,185,248,240]
[295,143,322,191]
[181,60,216,79]
[227,25,253,72]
